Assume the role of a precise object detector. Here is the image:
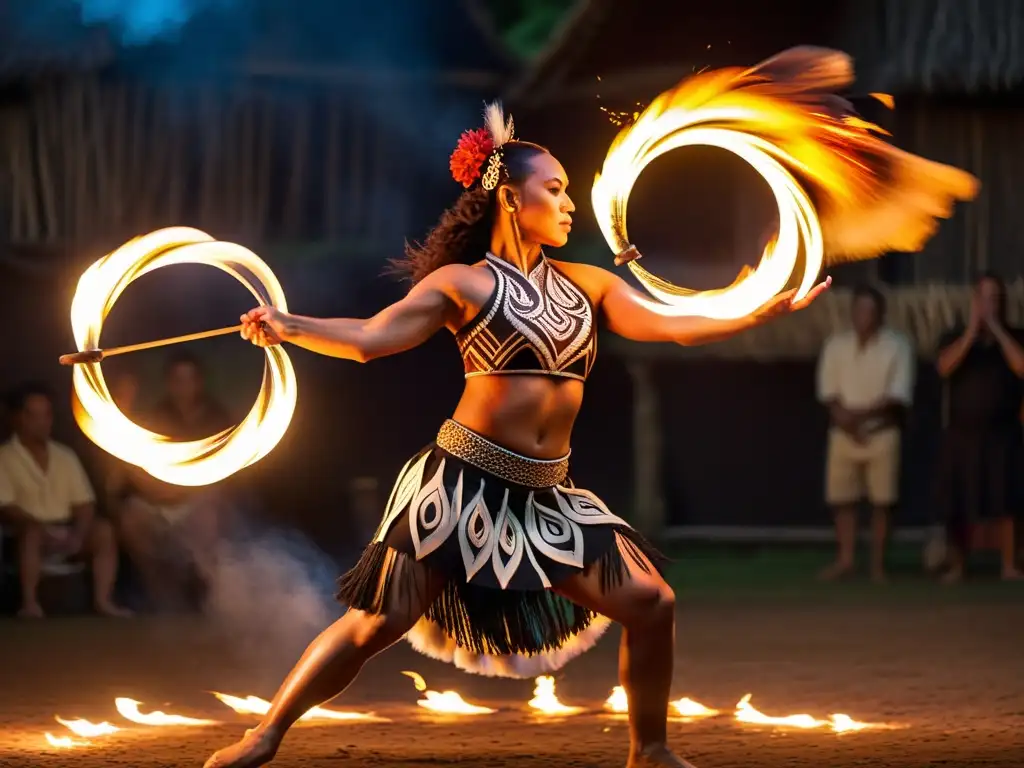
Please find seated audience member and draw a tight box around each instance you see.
[113,353,234,609]
[0,383,131,618]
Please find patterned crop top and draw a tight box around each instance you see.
[456,253,597,381]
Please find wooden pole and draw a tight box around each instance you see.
[627,360,666,538]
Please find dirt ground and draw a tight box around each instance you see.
[0,595,1022,768]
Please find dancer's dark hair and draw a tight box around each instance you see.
[390,141,549,285]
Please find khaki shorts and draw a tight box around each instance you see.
[825,428,901,506]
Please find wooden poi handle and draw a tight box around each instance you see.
[614,244,642,267]
[59,323,247,365]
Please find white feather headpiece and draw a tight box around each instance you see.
[483,101,514,148]
[480,101,515,191]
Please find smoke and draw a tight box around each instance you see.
[73,0,242,45]
[203,519,340,674]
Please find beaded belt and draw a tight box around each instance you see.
[435,419,569,489]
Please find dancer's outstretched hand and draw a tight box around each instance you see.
[755,276,832,320]
[240,305,290,347]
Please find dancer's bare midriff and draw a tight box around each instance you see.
[452,374,584,459]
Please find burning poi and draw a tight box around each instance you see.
[63,47,975,768]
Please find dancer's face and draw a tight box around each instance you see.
[510,152,575,248]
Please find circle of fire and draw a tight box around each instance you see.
[69,227,297,486]
[591,92,822,320]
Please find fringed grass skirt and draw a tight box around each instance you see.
[336,419,664,678]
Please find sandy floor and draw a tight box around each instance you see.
[1,596,1022,768]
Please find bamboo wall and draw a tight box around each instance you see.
[0,77,422,246]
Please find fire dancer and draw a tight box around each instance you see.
[203,102,830,768]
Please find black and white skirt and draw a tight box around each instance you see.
[336,419,664,678]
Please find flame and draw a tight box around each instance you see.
[401,670,496,715]
[54,716,120,737]
[604,685,628,713]
[45,732,87,748]
[114,697,218,726]
[69,227,297,486]
[671,697,719,718]
[527,676,584,716]
[604,686,718,719]
[211,692,386,722]
[735,694,880,732]
[591,46,978,320]
[869,92,895,109]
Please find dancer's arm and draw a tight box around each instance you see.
[588,267,830,346]
[241,267,458,361]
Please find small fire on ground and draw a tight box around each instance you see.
[212,692,387,723]
[528,676,584,716]
[735,694,883,733]
[41,677,895,749]
[402,671,496,715]
[604,686,719,719]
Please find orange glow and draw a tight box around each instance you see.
[44,732,87,748]
[54,717,120,737]
[735,694,888,733]
[527,676,585,716]
[211,692,386,723]
[401,671,496,715]
[114,697,218,727]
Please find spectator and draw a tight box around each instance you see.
[113,353,234,610]
[0,383,131,618]
[935,272,1024,582]
[816,285,914,583]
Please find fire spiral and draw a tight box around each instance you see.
[69,227,297,486]
[591,47,979,319]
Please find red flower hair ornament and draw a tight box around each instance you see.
[449,101,516,189]
[449,128,494,188]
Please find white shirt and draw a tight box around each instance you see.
[0,463,13,507]
[0,436,95,523]
[817,328,915,429]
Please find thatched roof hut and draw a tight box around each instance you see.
[0,0,523,250]
[836,0,1024,96]
[0,5,113,86]
[508,0,1024,105]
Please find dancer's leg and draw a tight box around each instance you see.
[555,537,694,768]
[204,553,446,768]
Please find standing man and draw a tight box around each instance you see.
[936,272,1024,582]
[0,383,131,618]
[817,285,915,583]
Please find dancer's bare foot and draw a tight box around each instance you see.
[203,727,279,768]
[17,603,45,619]
[870,567,888,585]
[627,744,699,768]
[817,561,853,582]
[95,601,134,618]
